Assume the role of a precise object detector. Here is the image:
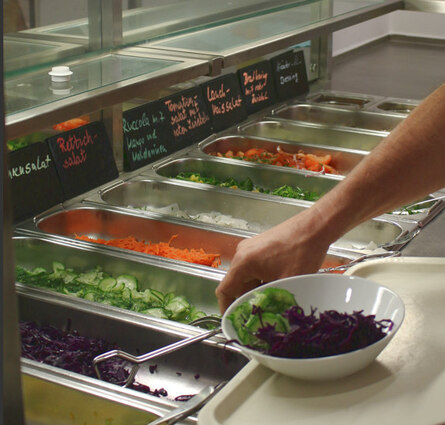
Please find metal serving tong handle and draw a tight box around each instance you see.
[402,195,445,213]
[93,326,222,387]
[318,251,400,273]
[148,381,227,425]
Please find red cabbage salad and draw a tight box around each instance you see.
[227,287,393,358]
[20,320,192,400]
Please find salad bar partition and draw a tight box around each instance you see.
[13,89,445,424]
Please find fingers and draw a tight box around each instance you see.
[216,267,262,313]
[215,286,235,314]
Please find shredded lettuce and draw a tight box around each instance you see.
[174,172,322,202]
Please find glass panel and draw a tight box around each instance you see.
[4,36,86,74]
[3,0,89,74]
[149,0,387,53]
[12,0,317,47]
[3,0,394,76]
[5,54,180,116]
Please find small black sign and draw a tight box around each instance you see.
[8,142,63,223]
[271,50,309,101]
[47,121,118,200]
[163,87,212,147]
[237,60,277,114]
[123,100,172,171]
[201,74,248,133]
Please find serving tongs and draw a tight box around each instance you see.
[381,197,445,251]
[148,381,226,425]
[93,319,223,388]
[395,195,445,216]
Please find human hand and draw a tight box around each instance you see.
[215,208,331,313]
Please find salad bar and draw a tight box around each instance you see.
[13,89,445,424]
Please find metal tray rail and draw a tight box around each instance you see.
[267,102,405,134]
[19,291,249,423]
[237,119,386,151]
[192,134,367,176]
[84,175,415,253]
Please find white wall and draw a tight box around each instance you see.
[333,10,445,57]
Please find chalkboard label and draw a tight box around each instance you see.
[47,121,118,200]
[201,74,248,132]
[8,142,63,223]
[271,50,308,100]
[237,60,276,114]
[163,87,212,147]
[123,100,172,171]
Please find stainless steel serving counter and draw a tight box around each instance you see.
[327,35,445,257]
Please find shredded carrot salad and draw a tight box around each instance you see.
[75,234,221,268]
[53,116,90,131]
[211,147,339,174]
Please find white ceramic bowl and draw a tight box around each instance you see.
[222,273,405,380]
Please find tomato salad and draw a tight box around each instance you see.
[210,146,339,174]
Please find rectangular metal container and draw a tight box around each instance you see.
[22,367,167,425]
[148,156,341,198]
[86,176,411,252]
[18,289,249,424]
[305,91,381,109]
[371,98,420,115]
[14,235,223,317]
[195,134,367,176]
[268,103,405,133]
[237,120,385,151]
[16,205,243,271]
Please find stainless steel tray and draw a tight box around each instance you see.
[237,119,385,151]
[22,364,171,425]
[195,134,367,175]
[305,90,382,110]
[14,235,223,319]
[85,176,413,252]
[16,205,244,271]
[147,155,341,198]
[268,103,405,133]
[370,97,420,115]
[19,290,248,424]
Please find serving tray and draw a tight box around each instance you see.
[198,257,445,425]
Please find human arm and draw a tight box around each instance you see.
[216,82,445,313]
